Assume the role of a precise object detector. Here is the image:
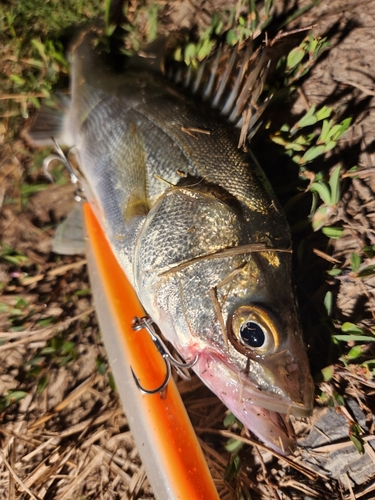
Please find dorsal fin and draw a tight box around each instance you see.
[167,42,270,148]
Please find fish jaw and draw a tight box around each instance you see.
[189,347,312,455]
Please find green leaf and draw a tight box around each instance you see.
[317,119,333,144]
[197,38,214,60]
[61,341,75,353]
[333,392,345,406]
[286,47,305,70]
[315,106,332,121]
[293,106,316,131]
[342,322,363,334]
[327,268,342,276]
[74,288,91,296]
[332,117,352,141]
[27,355,45,365]
[38,317,55,326]
[40,347,56,354]
[15,298,29,308]
[224,454,241,482]
[10,74,26,86]
[97,362,106,375]
[324,140,337,152]
[347,345,363,360]
[358,265,375,277]
[333,335,375,342]
[363,245,375,258]
[325,124,342,141]
[285,142,306,151]
[351,253,361,273]
[31,38,47,61]
[321,227,344,239]
[328,165,341,205]
[249,0,260,31]
[9,308,23,316]
[309,182,332,205]
[108,372,117,391]
[174,46,182,61]
[300,145,326,163]
[0,303,9,313]
[311,204,330,231]
[224,412,236,427]
[321,365,334,381]
[2,255,28,265]
[225,437,244,453]
[327,396,335,407]
[7,390,28,405]
[37,375,49,394]
[20,183,50,196]
[324,291,333,316]
[271,135,289,146]
[350,434,365,455]
[184,43,197,65]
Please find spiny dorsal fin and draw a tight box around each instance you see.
[24,94,73,147]
[167,42,270,148]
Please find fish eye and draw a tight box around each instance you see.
[228,305,280,357]
[239,321,265,348]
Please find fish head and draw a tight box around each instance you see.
[193,300,314,454]
[135,185,314,454]
[158,287,313,454]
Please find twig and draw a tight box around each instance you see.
[270,25,317,46]
[159,243,292,276]
[21,258,88,286]
[195,427,325,480]
[58,449,105,500]
[313,248,341,264]
[0,307,95,344]
[0,450,41,500]
[254,446,279,500]
[336,80,375,97]
[28,373,102,431]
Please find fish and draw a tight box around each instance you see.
[27,31,314,454]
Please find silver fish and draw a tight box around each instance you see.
[28,32,314,454]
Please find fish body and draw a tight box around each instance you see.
[29,33,314,453]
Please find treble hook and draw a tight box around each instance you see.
[130,316,198,395]
[43,137,85,202]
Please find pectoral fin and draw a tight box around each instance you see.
[121,123,149,225]
[52,202,85,255]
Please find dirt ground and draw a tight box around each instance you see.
[1,1,375,499]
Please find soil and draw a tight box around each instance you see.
[1,1,375,499]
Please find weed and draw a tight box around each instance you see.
[173,1,277,67]
[0,243,29,266]
[26,334,79,387]
[0,390,28,412]
[282,35,330,85]
[271,107,351,167]
[0,0,103,118]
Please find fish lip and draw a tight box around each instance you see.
[191,348,301,454]
[191,347,314,417]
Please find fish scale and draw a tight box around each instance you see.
[27,32,314,454]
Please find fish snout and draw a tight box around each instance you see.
[262,347,314,417]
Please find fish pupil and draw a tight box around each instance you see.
[240,322,265,348]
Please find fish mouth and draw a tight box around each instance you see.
[191,348,313,454]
